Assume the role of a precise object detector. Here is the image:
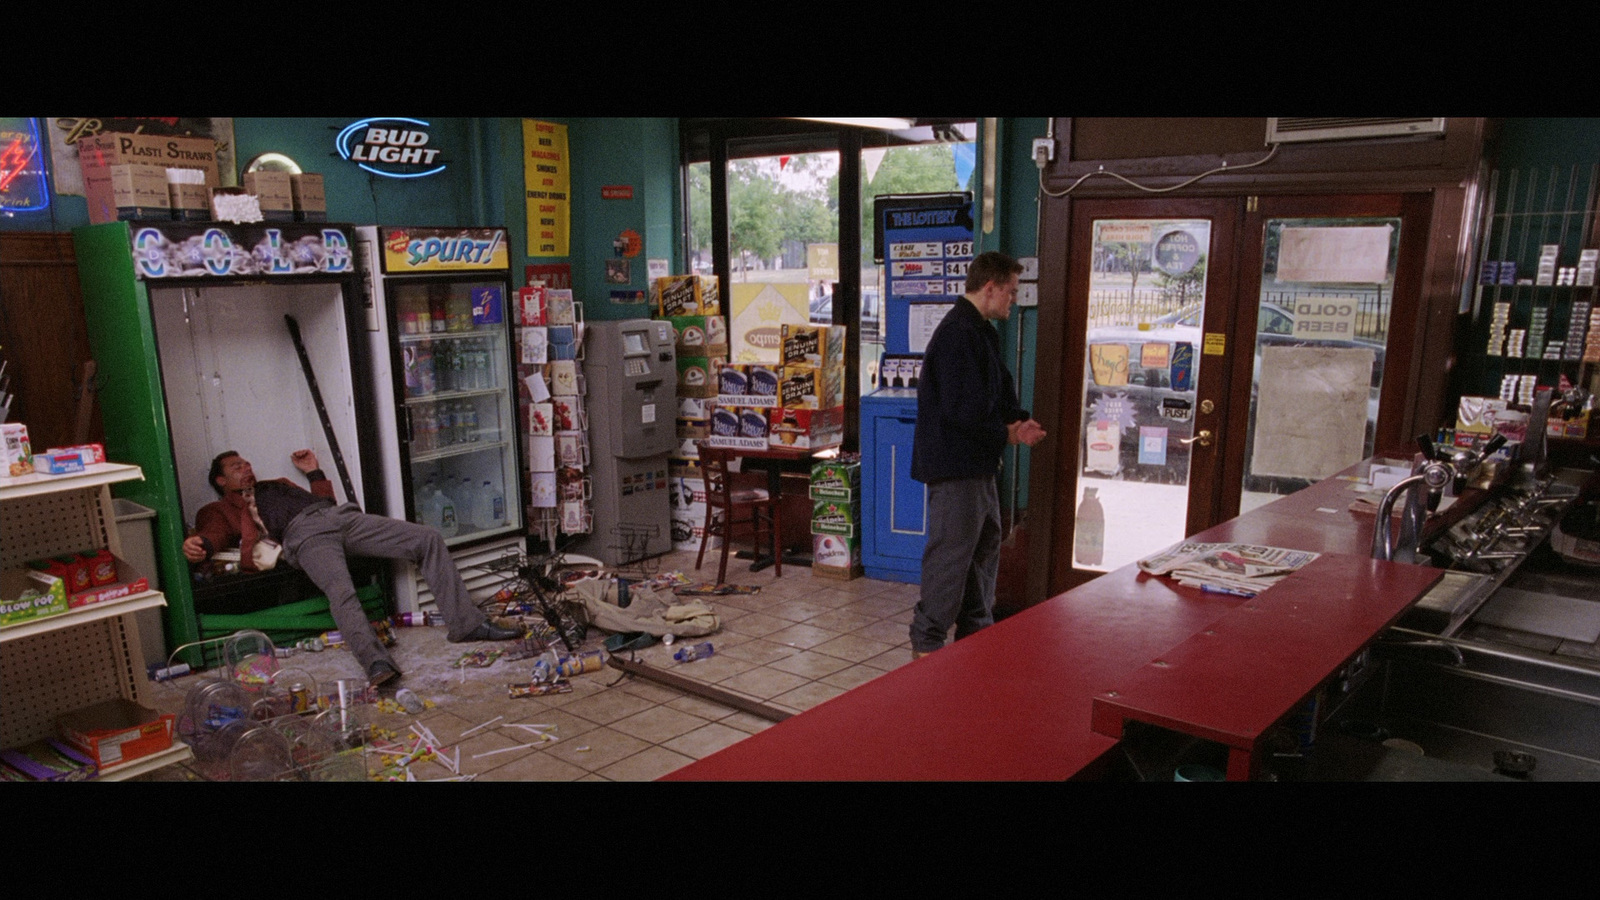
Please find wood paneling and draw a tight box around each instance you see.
[0,232,102,450]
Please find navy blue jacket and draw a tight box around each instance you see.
[911,296,1028,483]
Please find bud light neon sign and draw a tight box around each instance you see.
[335,118,447,179]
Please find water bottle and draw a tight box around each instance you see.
[438,487,458,537]
[480,480,503,527]
[473,339,490,389]
[464,402,479,442]
[395,688,426,714]
[416,340,435,395]
[673,642,714,663]
[451,340,466,390]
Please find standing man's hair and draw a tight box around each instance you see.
[965,251,1024,294]
[208,451,240,495]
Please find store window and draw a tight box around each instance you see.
[682,119,977,394]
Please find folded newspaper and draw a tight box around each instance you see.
[1136,541,1320,597]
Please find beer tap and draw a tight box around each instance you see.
[1372,433,1507,563]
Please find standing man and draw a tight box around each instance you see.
[183,449,522,689]
[909,251,1046,657]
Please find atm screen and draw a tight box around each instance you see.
[622,330,648,356]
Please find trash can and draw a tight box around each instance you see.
[113,499,165,668]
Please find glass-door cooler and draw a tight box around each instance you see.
[356,226,525,614]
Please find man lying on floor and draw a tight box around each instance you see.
[182,449,522,689]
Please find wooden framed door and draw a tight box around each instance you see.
[1044,193,1431,596]
[1218,193,1431,522]
[1048,197,1242,591]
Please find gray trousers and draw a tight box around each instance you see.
[910,475,1001,653]
[281,503,486,673]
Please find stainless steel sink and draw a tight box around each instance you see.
[1319,641,1600,781]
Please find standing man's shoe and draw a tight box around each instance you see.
[368,659,402,689]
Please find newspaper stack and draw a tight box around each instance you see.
[1136,541,1320,597]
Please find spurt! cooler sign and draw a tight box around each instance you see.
[335,118,447,178]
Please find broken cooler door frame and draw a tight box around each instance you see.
[75,221,382,662]
[356,226,525,615]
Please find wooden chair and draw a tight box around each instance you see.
[694,441,783,584]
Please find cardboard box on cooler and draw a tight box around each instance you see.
[242,170,295,222]
[290,173,327,222]
[83,163,170,224]
[76,132,219,225]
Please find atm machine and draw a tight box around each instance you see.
[571,319,677,566]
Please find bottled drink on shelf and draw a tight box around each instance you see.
[463,402,479,442]
[1074,487,1105,566]
[416,340,435,395]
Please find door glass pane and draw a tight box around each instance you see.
[723,151,839,361]
[1239,218,1399,514]
[1073,219,1211,573]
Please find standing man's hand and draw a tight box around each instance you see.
[1008,419,1047,447]
[290,449,319,473]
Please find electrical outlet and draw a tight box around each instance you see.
[1017,283,1038,307]
[1032,138,1055,168]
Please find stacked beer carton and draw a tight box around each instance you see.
[809,455,863,580]
[653,275,725,550]
[709,323,847,451]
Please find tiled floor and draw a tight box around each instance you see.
[136,547,920,781]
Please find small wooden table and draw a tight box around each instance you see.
[727,444,830,572]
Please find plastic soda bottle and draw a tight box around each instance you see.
[673,642,714,663]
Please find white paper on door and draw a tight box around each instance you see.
[1251,346,1375,481]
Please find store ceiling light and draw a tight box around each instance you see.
[789,118,917,130]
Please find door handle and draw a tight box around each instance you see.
[1179,429,1213,448]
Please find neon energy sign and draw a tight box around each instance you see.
[335,118,447,179]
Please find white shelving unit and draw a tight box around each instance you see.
[0,462,192,780]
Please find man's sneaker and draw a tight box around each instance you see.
[453,619,525,642]
[367,659,402,689]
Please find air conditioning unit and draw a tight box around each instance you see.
[1266,118,1446,144]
